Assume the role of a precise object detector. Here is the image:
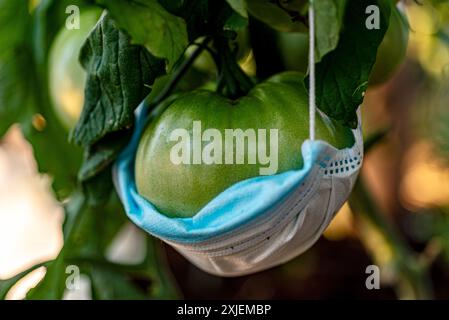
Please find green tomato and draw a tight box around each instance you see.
[48,8,102,130]
[246,0,308,32]
[186,30,252,74]
[369,6,409,86]
[277,31,309,73]
[135,72,354,218]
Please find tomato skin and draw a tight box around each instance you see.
[369,6,409,86]
[48,8,102,130]
[135,72,354,218]
[246,0,308,32]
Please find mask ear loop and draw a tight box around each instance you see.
[308,0,316,141]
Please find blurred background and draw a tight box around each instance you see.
[2,0,449,299]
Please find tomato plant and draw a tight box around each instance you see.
[3,0,433,301]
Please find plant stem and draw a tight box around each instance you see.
[215,36,254,100]
[349,176,433,299]
[145,37,212,110]
[274,0,308,27]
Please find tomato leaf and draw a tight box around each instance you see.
[71,13,165,147]
[26,253,68,299]
[27,190,129,299]
[27,192,87,300]
[64,192,127,256]
[309,0,392,128]
[78,131,132,182]
[143,237,180,299]
[226,0,248,18]
[0,0,35,136]
[314,0,347,62]
[97,0,188,70]
[224,10,249,32]
[159,0,246,40]
[158,0,209,41]
[77,133,129,207]
[89,266,147,300]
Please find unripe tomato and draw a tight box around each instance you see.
[135,72,354,218]
[277,31,309,73]
[186,30,253,74]
[246,0,308,32]
[48,8,102,130]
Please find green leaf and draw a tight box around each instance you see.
[71,13,165,147]
[82,169,114,207]
[89,266,147,300]
[78,132,129,204]
[22,188,178,300]
[224,10,249,32]
[158,0,205,41]
[159,0,246,40]
[308,0,392,127]
[314,0,347,62]
[226,0,247,18]
[98,0,188,70]
[143,237,180,299]
[27,190,128,299]
[78,131,132,182]
[26,253,68,300]
[27,192,88,300]
[64,191,127,257]
[0,0,34,136]
[62,191,88,242]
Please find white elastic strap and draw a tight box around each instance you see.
[308,1,316,141]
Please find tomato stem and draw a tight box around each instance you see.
[145,37,212,112]
[273,0,307,26]
[214,36,254,100]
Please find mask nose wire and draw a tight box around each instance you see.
[308,0,316,141]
